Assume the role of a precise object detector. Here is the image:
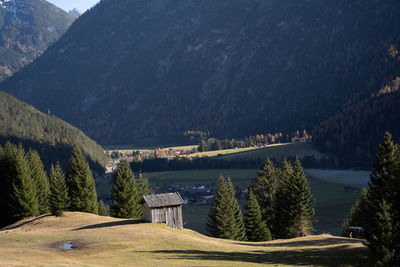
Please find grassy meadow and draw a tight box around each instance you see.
[0,212,368,266]
[220,142,327,160]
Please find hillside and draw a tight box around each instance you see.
[1,0,400,145]
[0,0,74,81]
[0,212,367,266]
[0,91,107,172]
[313,88,400,169]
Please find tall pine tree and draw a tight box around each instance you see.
[49,163,69,216]
[226,177,247,241]
[365,132,400,264]
[244,189,272,241]
[250,158,278,233]
[66,145,98,214]
[206,175,246,240]
[27,150,50,214]
[273,159,293,239]
[9,144,39,220]
[286,159,315,237]
[111,159,140,218]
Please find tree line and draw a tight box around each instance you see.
[0,142,151,228]
[343,132,400,265]
[131,155,335,173]
[0,143,101,227]
[206,158,314,241]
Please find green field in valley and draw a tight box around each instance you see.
[97,168,370,236]
[220,142,327,160]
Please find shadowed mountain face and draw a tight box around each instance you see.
[0,0,74,81]
[1,0,400,145]
[0,91,108,172]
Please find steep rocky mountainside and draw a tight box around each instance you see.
[0,0,73,81]
[69,8,82,19]
[1,0,400,145]
[0,91,107,172]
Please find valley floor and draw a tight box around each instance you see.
[0,212,367,266]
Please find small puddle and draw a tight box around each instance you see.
[60,241,75,250]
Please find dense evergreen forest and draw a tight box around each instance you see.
[0,91,108,172]
[313,84,400,169]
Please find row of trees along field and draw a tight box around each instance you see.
[206,159,314,241]
[343,132,400,265]
[0,143,104,228]
[197,130,311,152]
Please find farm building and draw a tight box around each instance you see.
[141,192,184,229]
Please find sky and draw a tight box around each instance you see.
[47,0,101,12]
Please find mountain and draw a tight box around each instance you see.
[313,79,400,169]
[0,0,73,81]
[0,91,108,172]
[69,8,82,19]
[1,0,400,145]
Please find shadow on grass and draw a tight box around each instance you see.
[2,214,52,230]
[73,219,146,231]
[236,236,366,248]
[145,245,367,266]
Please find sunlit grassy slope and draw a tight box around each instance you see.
[0,212,367,266]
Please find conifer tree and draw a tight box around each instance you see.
[136,171,151,217]
[49,163,69,216]
[66,145,98,214]
[111,159,140,218]
[273,159,293,238]
[10,144,39,220]
[250,158,278,232]
[27,150,50,214]
[342,188,369,236]
[0,142,17,227]
[206,175,246,240]
[98,200,109,216]
[244,190,272,241]
[226,177,247,241]
[286,159,315,237]
[206,175,236,239]
[364,132,400,264]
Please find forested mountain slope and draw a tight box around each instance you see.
[0,0,74,81]
[0,91,107,172]
[1,0,400,145]
[313,79,400,169]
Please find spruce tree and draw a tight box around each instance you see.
[49,163,69,217]
[372,199,397,266]
[273,159,293,239]
[342,188,369,236]
[206,175,236,239]
[0,142,16,227]
[111,159,140,218]
[136,171,151,217]
[250,158,278,233]
[244,190,272,241]
[365,132,400,264]
[66,145,98,214]
[10,144,39,220]
[206,175,246,241]
[226,177,247,241]
[98,200,109,216]
[27,150,50,214]
[286,159,315,237]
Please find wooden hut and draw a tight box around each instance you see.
[141,192,184,229]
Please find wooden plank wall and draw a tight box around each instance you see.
[142,204,183,229]
[166,206,183,229]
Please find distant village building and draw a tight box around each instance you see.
[141,192,184,229]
